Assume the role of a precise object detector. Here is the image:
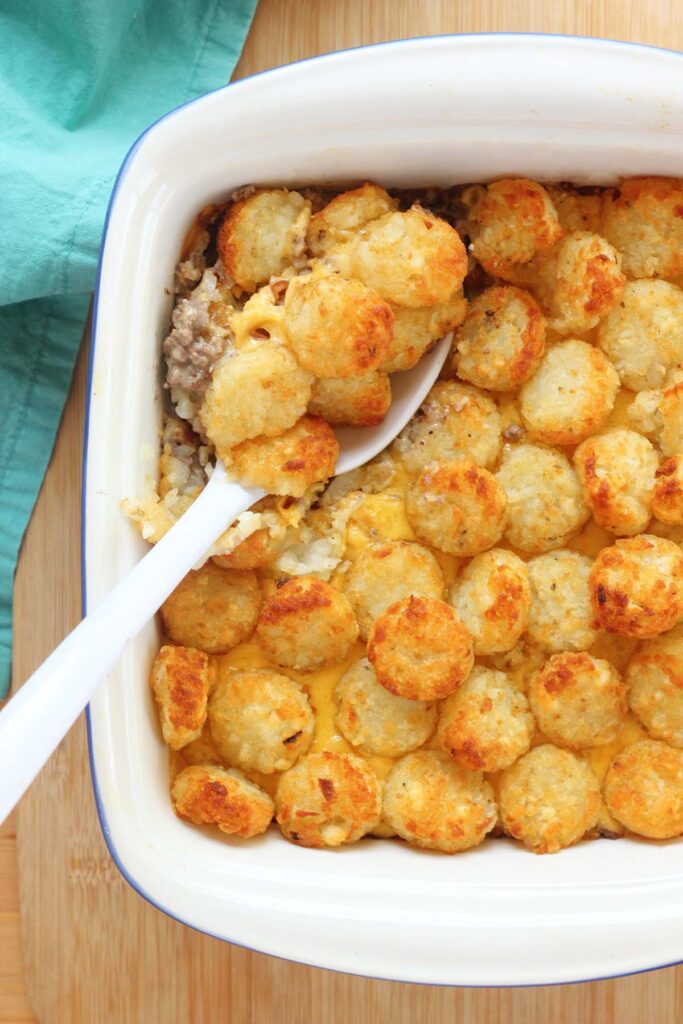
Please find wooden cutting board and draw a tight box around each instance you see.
[8,1,683,1020]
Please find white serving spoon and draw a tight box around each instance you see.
[0,334,451,823]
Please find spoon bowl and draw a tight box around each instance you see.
[0,332,452,823]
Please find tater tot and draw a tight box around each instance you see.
[538,231,625,336]
[448,548,531,655]
[306,183,397,256]
[546,184,602,234]
[393,380,502,474]
[149,644,209,750]
[528,652,627,750]
[171,765,274,838]
[275,751,381,847]
[161,562,262,654]
[626,627,683,748]
[226,414,339,497]
[334,657,436,756]
[526,550,597,653]
[632,373,683,457]
[350,206,467,308]
[519,340,619,446]
[256,575,358,670]
[496,444,589,553]
[590,534,683,638]
[368,595,474,701]
[653,456,683,525]
[405,460,507,556]
[597,280,683,391]
[601,177,683,281]
[499,744,601,853]
[218,189,310,292]
[199,342,313,458]
[308,372,391,426]
[284,272,393,378]
[468,178,563,280]
[437,666,534,772]
[384,293,468,373]
[382,750,496,853]
[453,285,546,392]
[603,739,683,839]
[209,668,314,773]
[212,523,287,571]
[573,428,658,536]
[342,539,444,640]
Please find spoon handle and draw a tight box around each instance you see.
[0,472,262,824]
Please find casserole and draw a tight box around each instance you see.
[85,34,683,985]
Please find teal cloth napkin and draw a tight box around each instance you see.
[0,0,258,696]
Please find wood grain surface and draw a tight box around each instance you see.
[5,1,683,1021]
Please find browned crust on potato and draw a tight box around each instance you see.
[368,595,474,701]
[171,765,273,837]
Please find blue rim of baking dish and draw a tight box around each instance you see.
[82,31,683,987]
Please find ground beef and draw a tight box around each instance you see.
[163,268,233,395]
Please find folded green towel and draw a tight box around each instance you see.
[0,0,257,696]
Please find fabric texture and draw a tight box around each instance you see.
[0,0,258,695]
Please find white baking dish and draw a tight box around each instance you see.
[85,34,683,986]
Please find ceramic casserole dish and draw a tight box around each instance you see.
[85,34,683,986]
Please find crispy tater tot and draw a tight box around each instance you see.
[275,751,381,847]
[256,575,358,670]
[150,644,209,750]
[226,414,339,497]
[453,285,546,392]
[573,428,658,536]
[384,293,467,373]
[209,668,314,773]
[597,279,683,392]
[199,342,313,457]
[468,178,563,280]
[437,666,534,772]
[589,534,683,638]
[626,627,683,749]
[393,381,502,474]
[161,562,262,654]
[171,765,274,838]
[448,548,531,656]
[405,460,508,557]
[603,739,683,839]
[218,189,310,292]
[334,657,436,757]
[342,540,445,640]
[284,272,393,378]
[499,744,600,853]
[382,750,496,853]
[306,183,397,256]
[601,176,683,281]
[528,652,627,750]
[536,231,625,336]
[368,595,474,701]
[350,206,467,308]
[496,444,589,553]
[519,340,619,446]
